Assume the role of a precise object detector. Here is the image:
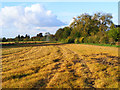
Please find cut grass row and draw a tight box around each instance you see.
[2,44,119,88]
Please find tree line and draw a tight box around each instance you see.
[1,12,120,45]
[1,32,56,42]
[55,12,120,45]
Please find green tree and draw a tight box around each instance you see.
[55,28,65,41]
[99,13,113,32]
[62,27,71,39]
[37,33,43,37]
[107,27,120,42]
[55,12,115,44]
[15,35,21,41]
[49,34,56,41]
[24,34,30,41]
[21,35,25,41]
[2,37,7,42]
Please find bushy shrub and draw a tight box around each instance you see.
[107,27,120,42]
[74,38,79,44]
[15,41,19,44]
[88,37,93,43]
[99,36,109,44]
[61,39,67,43]
[65,37,74,43]
[87,36,94,43]
[93,35,100,44]
[109,38,115,45]
[116,42,120,45]
[83,36,100,44]
[83,37,89,43]
[40,37,46,41]
[79,37,84,43]
[2,37,7,42]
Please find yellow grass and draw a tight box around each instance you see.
[0,41,50,44]
[2,44,119,88]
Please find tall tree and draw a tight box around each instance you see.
[62,27,71,39]
[55,28,65,41]
[37,33,43,37]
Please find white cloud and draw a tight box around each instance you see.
[35,26,60,35]
[69,16,76,25]
[112,14,118,25]
[0,4,66,37]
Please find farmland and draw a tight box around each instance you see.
[1,43,119,88]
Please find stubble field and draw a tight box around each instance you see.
[1,44,119,88]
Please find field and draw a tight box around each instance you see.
[1,43,119,88]
[0,41,50,45]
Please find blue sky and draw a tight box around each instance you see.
[0,2,118,38]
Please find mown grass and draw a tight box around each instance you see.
[2,43,119,88]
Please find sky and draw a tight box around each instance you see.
[0,1,118,38]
